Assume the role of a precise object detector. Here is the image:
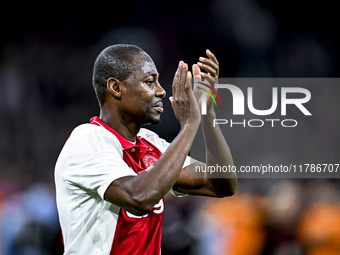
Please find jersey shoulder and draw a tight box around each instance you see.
[137,128,170,153]
[66,123,123,154]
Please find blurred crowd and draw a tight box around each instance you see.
[1,0,340,254]
[162,179,340,255]
[1,179,340,255]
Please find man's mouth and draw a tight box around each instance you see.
[154,101,164,113]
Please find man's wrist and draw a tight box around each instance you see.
[202,108,216,123]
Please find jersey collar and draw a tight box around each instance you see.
[90,116,137,150]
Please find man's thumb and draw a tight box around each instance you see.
[169,96,174,107]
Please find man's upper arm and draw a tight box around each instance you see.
[62,125,137,199]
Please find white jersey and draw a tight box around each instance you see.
[54,117,192,255]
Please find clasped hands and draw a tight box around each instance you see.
[169,50,219,127]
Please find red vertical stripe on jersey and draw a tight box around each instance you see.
[90,116,164,255]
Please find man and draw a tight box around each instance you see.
[55,44,236,255]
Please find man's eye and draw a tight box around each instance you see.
[146,80,154,85]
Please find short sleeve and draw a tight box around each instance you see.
[59,124,137,200]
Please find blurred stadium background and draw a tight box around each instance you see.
[1,0,340,254]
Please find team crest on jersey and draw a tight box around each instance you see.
[142,154,158,168]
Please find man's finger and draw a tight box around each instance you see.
[169,96,174,108]
[206,49,219,65]
[192,64,201,90]
[172,61,183,98]
[185,71,192,92]
[198,58,219,77]
[192,64,201,79]
[179,62,188,98]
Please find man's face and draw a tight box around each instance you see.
[119,53,166,125]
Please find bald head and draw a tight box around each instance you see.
[92,44,146,105]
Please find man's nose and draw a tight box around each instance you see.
[155,83,166,98]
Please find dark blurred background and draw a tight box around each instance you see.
[1,0,340,254]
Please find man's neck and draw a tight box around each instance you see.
[99,109,141,143]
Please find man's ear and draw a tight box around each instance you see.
[107,77,122,99]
